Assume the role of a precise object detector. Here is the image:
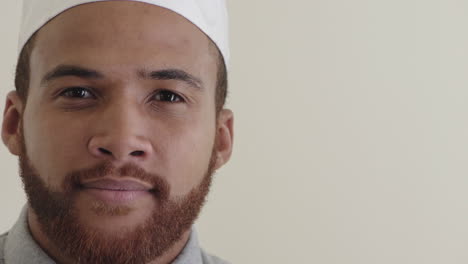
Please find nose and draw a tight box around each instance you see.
[87,103,153,163]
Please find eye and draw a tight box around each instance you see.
[59,87,95,99]
[153,90,184,103]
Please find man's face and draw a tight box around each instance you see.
[2,1,233,263]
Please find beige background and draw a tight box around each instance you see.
[2,0,468,263]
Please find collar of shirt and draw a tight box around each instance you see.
[3,205,204,264]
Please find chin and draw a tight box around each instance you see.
[73,194,155,232]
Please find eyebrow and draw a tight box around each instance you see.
[42,65,104,86]
[41,64,203,90]
[139,69,203,89]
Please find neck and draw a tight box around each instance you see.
[27,206,191,264]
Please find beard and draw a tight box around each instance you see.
[18,129,217,264]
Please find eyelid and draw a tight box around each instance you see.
[55,86,98,99]
[150,89,187,103]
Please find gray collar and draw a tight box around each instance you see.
[4,206,204,264]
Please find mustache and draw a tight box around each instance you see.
[63,162,170,201]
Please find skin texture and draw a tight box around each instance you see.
[1,2,233,264]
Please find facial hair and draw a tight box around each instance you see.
[18,129,217,264]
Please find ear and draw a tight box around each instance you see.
[1,91,24,156]
[213,109,234,170]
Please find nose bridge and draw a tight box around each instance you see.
[105,96,141,137]
[88,95,152,162]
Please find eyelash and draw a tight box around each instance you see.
[59,86,95,99]
[151,90,185,103]
[59,87,185,103]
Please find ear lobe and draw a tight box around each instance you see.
[2,91,24,156]
[213,109,234,170]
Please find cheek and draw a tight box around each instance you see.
[160,117,216,196]
[22,107,89,187]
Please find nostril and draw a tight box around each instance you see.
[130,150,145,157]
[98,148,112,155]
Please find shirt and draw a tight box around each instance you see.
[0,206,228,264]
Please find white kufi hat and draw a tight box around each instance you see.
[18,0,230,66]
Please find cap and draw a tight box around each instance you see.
[18,0,230,66]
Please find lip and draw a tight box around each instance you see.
[80,178,153,203]
[81,178,152,191]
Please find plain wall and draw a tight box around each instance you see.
[2,0,468,263]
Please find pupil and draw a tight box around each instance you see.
[162,92,175,101]
[73,89,84,97]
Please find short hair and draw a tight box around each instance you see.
[15,34,228,113]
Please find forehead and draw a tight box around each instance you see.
[29,1,216,87]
